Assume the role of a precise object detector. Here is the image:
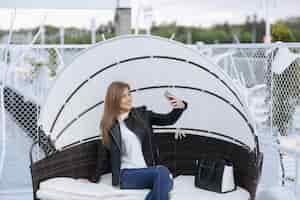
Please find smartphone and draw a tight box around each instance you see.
[164,90,175,100]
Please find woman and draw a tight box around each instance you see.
[100,81,187,200]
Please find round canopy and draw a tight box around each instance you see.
[39,35,256,150]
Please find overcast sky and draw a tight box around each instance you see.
[0,0,299,30]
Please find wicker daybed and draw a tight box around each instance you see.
[30,35,263,200]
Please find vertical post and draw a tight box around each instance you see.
[59,26,64,58]
[252,14,257,43]
[90,17,96,44]
[60,26,64,45]
[263,0,272,43]
[270,46,274,137]
[115,5,131,35]
[143,5,153,35]
[296,156,300,198]
[0,9,16,181]
[135,0,141,35]
[41,25,45,44]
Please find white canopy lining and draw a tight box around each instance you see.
[53,85,256,150]
[46,56,247,135]
[54,85,253,141]
[40,36,253,135]
[39,35,256,150]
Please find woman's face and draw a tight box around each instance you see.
[119,88,132,113]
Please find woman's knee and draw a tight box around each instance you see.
[156,165,170,175]
[156,166,173,182]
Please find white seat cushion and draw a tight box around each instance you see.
[37,174,148,200]
[172,176,250,200]
[37,174,250,200]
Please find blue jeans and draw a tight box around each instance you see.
[120,165,173,200]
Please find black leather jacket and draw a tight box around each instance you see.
[106,103,187,186]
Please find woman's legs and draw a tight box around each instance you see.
[120,165,173,200]
[145,166,173,200]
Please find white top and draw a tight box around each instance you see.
[118,113,147,169]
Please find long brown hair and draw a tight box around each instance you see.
[100,81,130,147]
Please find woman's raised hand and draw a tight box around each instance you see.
[167,95,185,109]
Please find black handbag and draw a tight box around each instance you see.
[194,157,236,193]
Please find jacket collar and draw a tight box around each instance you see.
[110,108,136,151]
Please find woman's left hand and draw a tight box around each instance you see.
[168,96,185,109]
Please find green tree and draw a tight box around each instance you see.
[285,17,300,41]
[151,22,179,39]
[272,22,296,42]
[240,31,252,42]
[45,25,59,35]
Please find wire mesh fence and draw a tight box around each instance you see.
[0,45,87,156]
[197,42,300,191]
[197,43,300,134]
